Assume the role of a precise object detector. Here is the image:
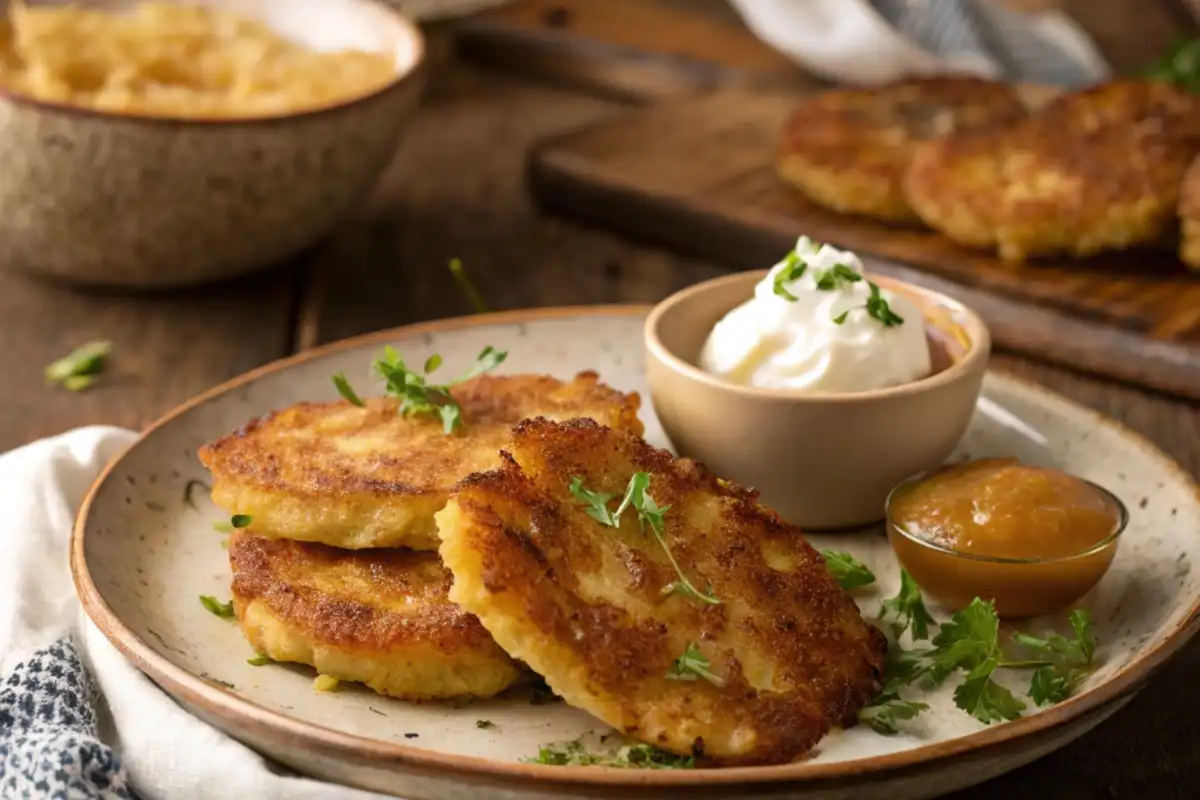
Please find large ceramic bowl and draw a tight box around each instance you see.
[0,0,425,288]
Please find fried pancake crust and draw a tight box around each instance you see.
[1178,154,1200,270]
[906,80,1200,261]
[778,77,1026,223]
[198,371,642,550]
[436,418,887,766]
[229,532,522,700]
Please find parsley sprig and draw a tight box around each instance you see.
[332,345,507,434]
[1145,37,1200,92]
[527,738,694,769]
[1011,609,1097,705]
[771,239,812,300]
[45,340,111,391]
[833,281,904,327]
[569,473,718,606]
[821,550,876,590]
[879,569,936,640]
[665,642,725,686]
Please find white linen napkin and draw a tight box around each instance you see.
[0,427,391,800]
[728,0,1111,86]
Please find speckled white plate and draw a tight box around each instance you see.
[73,307,1200,800]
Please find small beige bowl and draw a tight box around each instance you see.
[644,269,991,530]
[0,0,425,288]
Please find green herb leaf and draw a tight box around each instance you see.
[813,263,863,291]
[859,696,930,734]
[570,473,718,606]
[247,655,271,666]
[772,248,808,301]
[476,719,496,729]
[231,514,252,529]
[1027,665,1078,705]
[865,282,904,326]
[832,310,850,325]
[527,738,694,769]
[1145,37,1200,91]
[359,345,506,434]
[332,373,365,407]
[665,642,725,686]
[928,597,1001,682]
[821,550,876,590]
[448,258,491,314]
[880,640,934,696]
[200,596,235,619]
[1010,608,1095,705]
[953,661,1026,724]
[879,569,936,640]
[45,340,112,390]
[569,477,619,526]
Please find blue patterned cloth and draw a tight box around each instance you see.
[0,639,132,800]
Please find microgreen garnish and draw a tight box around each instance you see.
[879,569,936,640]
[183,479,210,509]
[665,642,725,686]
[332,345,507,434]
[526,738,694,769]
[832,281,904,327]
[332,373,365,407]
[213,514,252,533]
[449,258,491,313]
[772,248,808,301]
[200,596,235,619]
[568,473,719,606]
[45,340,111,391]
[813,263,863,291]
[1011,609,1096,705]
[821,550,876,590]
[247,655,271,666]
[476,719,496,729]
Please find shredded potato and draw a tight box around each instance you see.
[0,2,397,117]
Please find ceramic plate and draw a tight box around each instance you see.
[73,307,1200,800]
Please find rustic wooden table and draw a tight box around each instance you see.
[2,2,1198,797]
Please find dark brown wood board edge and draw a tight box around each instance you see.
[454,0,817,103]
[526,144,1200,403]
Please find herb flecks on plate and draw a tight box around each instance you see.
[331,345,508,434]
[821,550,876,590]
[569,472,719,606]
[527,737,695,769]
[45,340,112,391]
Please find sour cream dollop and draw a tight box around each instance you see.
[698,237,932,393]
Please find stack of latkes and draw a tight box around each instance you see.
[197,360,888,766]
[778,77,1200,268]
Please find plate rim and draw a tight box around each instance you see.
[72,304,1200,788]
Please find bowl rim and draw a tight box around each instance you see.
[70,305,1200,790]
[885,464,1130,566]
[0,0,425,126]
[644,268,992,404]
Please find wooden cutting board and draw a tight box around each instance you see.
[527,90,1200,401]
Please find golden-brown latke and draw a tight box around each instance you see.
[436,417,887,766]
[778,76,1026,223]
[905,80,1200,262]
[1178,153,1200,269]
[229,531,523,700]
[198,371,643,550]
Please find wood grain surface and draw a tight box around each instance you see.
[528,89,1200,400]
[1,2,1198,796]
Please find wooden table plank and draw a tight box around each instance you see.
[0,269,297,452]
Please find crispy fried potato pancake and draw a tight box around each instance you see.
[778,77,1026,223]
[1178,154,1200,270]
[905,80,1200,261]
[198,371,642,550]
[436,418,887,766]
[229,532,523,700]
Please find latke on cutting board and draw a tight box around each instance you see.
[905,80,1200,262]
[199,371,643,550]
[435,417,887,766]
[229,532,523,700]
[778,76,1026,224]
